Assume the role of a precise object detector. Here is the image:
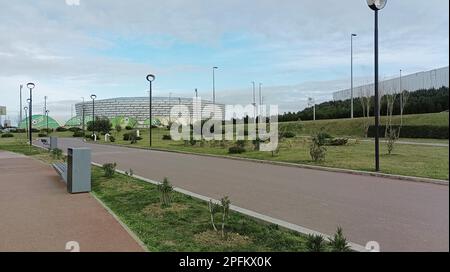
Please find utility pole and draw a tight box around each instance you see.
[19,85,23,124]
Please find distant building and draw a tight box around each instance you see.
[75,97,225,127]
[333,66,449,101]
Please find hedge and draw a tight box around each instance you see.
[367,125,448,139]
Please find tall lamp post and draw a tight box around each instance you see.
[146,74,155,148]
[45,110,50,137]
[24,106,28,140]
[19,85,23,124]
[26,83,35,146]
[81,97,85,136]
[90,94,97,139]
[350,33,357,119]
[252,82,256,121]
[367,0,387,172]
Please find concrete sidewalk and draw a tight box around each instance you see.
[0,151,144,252]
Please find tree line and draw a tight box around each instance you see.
[278,87,449,122]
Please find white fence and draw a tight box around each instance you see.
[333,66,449,101]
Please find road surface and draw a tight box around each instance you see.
[42,138,449,251]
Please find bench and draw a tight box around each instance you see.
[52,162,67,183]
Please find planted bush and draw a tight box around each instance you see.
[102,162,117,178]
[279,131,296,138]
[68,127,81,132]
[109,135,116,142]
[228,146,246,154]
[368,125,448,139]
[326,138,348,146]
[125,126,133,130]
[72,131,84,137]
[162,135,172,140]
[1,133,14,138]
[328,226,351,252]
[157,177,173,207]
[51,148,63,160]
[38,133,47,137]
[56,127,68,132]
[310,132,327,162]
[305,234,326,252]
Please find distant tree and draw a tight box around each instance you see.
[87,117,112,134]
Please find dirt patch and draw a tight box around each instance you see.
[194,230,251,247]
[142,202,188,217]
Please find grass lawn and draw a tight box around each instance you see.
[0,139,340,252]
[283,112,449,137]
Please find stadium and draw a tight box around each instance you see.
[71,97,225,128]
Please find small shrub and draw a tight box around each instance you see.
[115,124,122,132]
[31,128,40,133]
[157,177,173,207]
[279,131,296,138]
[228,146,246,154]
[38,133,47,137]
[125,126,133,130]
[102,162,117,178]
[386,128,398,155]
[327,138,348,146]
[56,127,68,132]
[72,131,84,137]
[328,226,351,252]
[51,148,63,160]
[305,234,326,252]
[68,127,81,132]
[41,128,53,133]
[109,135,116,142]
[220,196,231,239]
[310,132,327,162]
[11,129,26,133]
[235,140,246,148]
[162,135,172,140]
[1,133,14,138]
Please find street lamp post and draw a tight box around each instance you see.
[252,82,256,122]
[212,67,218,105]
[24,106,28,140]
[351,33,357,119]
[146,74,155,148]
[26,83,35,146]
[367,0,387,172]
[45,110,49,137]
[90,94,97,139]
[81,97,85,136]
[19,85,23,124]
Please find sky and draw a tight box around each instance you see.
[0,0,448,124]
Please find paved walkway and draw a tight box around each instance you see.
[44,138,449,252]
[0,151,144,252]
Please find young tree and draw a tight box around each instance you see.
[359,83,372,138]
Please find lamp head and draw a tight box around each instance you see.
[367,0,387,10]
[213,66,218,69]
[27,82,35,90]
[26,98,31,103]
[24,107,28,111]
[146,74,155,82]
[352,33,357,37]
[90,94,97,100]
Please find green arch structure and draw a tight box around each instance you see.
[143,118,162,127]
[110,116,137,128]
[64,116,94,127]
[18,115,60,129]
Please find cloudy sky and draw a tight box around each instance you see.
[0,0,448,124]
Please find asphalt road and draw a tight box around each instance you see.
[43,138,449,251]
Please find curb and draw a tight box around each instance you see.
[90,140,449,186]
[92,162,368,252]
